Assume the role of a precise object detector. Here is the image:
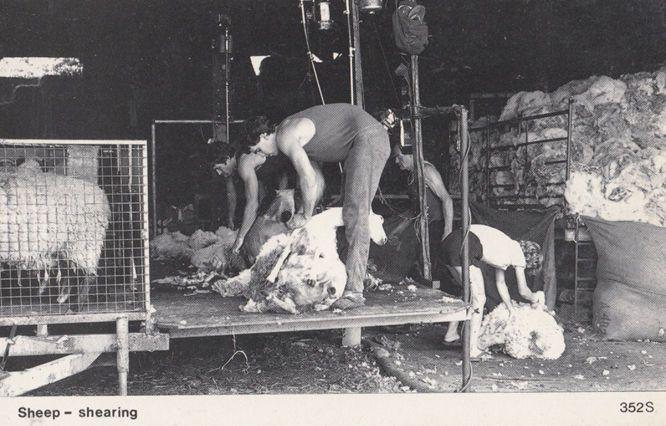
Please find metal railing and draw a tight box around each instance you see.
[0,139,150,325]
[464,100,574,211]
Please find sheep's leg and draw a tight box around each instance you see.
[57,280,71,305]
[130,257,138,292]
[266,231,301,283]
[212,269,251,297]
[77,275,93,309]
[39,268,49,295]
[55,265,62,288]
[57,261,74,306]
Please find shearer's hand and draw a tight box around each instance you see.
[287,213,309,230]
[532,291,546,306]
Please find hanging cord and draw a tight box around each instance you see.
[299,0,326,105]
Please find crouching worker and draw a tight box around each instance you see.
[241,103,390,309]
[440,224,545,359]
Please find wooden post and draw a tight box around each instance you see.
[116,317,129,396]
[36,324,48,337]
[459,107,472,391]
[341,0,365,345]
[410,55,432,282]
[150,122,157,237]
[342,328,362,347]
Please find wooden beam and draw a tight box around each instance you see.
[0,311,147,327]
[410,54,432,282]
[0,333,169,357]
[0,353,101,397]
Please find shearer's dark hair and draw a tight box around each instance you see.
[240,116,276,154]
[214,142,237,163]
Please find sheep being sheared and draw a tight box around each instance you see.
[477,297,566,360]
[212,207,387,314]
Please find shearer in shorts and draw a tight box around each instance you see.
[240,104,391,309]
[440,224,545,358]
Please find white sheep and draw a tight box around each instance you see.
[477,297,566,360]
[212,207,388,314]
[0,159,110,304]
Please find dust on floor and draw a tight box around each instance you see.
[365,322,666,392]
[26,331,406,396]
[22,321,665,395]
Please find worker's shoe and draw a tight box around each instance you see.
[331,292,366,310]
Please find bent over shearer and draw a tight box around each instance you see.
[241,103,390,309]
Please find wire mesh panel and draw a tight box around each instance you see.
[450,109,571,211]
[0,139,149,324]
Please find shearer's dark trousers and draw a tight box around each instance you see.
[342,127,390,294]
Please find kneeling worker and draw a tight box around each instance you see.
[240,103,391,309]
[441,224,545,358]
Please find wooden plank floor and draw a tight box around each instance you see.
[153,288,469,339]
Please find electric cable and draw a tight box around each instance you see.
[299,0,326,105]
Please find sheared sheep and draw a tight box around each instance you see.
[477,296,566,360]
[212,207,388,314]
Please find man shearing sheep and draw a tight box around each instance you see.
[440,224,545,359]
[240,103,390,309]
[213,135,324,255]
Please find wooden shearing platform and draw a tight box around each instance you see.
[152,288,469,339]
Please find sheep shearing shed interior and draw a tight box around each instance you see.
[0,1,665,417]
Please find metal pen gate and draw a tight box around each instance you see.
[468,100,574,210]
[0,139,167,396]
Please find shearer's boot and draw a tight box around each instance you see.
[331,291,366,310]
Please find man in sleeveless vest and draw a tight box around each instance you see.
[241,104,391,309]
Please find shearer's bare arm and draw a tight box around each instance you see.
[233,153,264,252]
[494,268,515,312]
[515,266,541,304]
[225,177,237,229]
[423,162,454,239]
[276,118,317,227]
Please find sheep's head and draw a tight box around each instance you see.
[369,212,388,245]
[263,189,296,223]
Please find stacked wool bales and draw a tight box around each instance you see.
[457,66,666,217]
[0,160,110,276]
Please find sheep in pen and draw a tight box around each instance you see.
[0,154,111,311]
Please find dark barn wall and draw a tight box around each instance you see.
[0,0,663,140]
